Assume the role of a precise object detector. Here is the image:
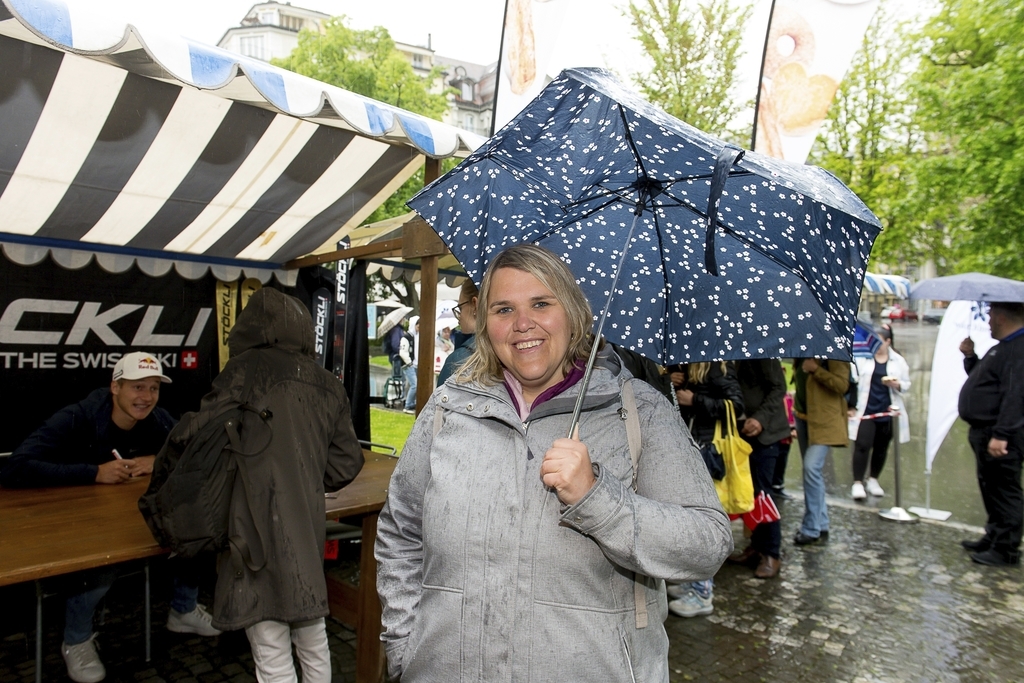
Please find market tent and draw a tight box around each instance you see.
[0,0,483,273]
[0,0,484,433]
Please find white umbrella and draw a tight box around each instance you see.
[377,306,413,337]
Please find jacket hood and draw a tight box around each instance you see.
[228,287,315,358]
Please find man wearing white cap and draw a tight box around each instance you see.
[1,352,220,683]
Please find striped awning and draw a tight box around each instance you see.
[863,272,911,299]
[0,0,485,271]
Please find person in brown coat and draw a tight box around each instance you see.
[792,358,850,545]
[166,287,364,683]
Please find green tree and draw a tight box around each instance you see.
[273,19,449,119]
[627,0,753,141]
[809,2,929,270]
[273,18,454,306]
[908,0,1024,277]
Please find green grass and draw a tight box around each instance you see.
[370,406,416,454]
[369,355,390,368]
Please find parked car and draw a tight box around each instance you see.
[881,304,919,321]
[923,308,946,324]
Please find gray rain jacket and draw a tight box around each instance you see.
[376,353,732,682]
[166,288,364,631]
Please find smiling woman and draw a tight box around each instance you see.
[374,244,733,682]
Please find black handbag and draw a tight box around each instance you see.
[700,441,727,481]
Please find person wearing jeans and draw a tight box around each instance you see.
[792,358,850,546]
[1,353,219,683]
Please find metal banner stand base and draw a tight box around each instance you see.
[908,470,952,520]
[880,506,920,523]
[877,410,919,524]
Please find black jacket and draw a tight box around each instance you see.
[674,362,745,445]
[1,388,175,488]
[736,359,790,445]
[958,331,1024,439]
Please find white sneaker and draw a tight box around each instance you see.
[866,478,885,497]
[62,634,105,683]
[167,604,221,636]
[851,482,867,500]
[668,590,713,618]
[666,583,689,600]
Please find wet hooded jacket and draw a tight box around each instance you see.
[161,287,363,631]
[375,352,732,682]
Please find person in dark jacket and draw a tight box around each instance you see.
[161,288,364,682]
[0,353,218,683]
[437,279,479,386]
[958,301,1024,567]
[729,359,789,579]
[666,361,745,617]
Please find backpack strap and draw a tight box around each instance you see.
[621,380,642,492]
[433,402,445,437]
[619,380,648,630]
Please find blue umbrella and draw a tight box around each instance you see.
[409,69,880,428]
[853,322,882,358]
[909,273,1024,303]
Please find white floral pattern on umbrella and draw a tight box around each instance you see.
[409,68,881,364]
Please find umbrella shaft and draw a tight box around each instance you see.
[568,211,644,437]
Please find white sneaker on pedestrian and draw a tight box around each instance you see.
[167,604,221,636]
[666,583,689,600]
[866,478,885,497]
[851,482,867,500]
[62,634,105,683]
[668,590,713,618]
[403,408,415,414]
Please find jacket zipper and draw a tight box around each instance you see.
[620,632,637,683]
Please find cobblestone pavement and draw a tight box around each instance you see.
[1,497,1021,682]
[667,497,1023,683]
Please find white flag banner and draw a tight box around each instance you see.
[492,0,652,132]
[754,0,879,162]
[925,300,996,471]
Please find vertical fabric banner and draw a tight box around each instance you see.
[343,261,371,442]
[311,287,331,368]
[333,237,351,380]
[925,301,996,470]
[753,0,878,162]
[493,0,571,132]
[240,278,262,309]
[216,280,238,371]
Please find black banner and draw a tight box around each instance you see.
[312,287,331,368]
[0,254,221,452]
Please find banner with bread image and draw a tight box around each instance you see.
[754,0,879,163]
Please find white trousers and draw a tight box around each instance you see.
[244,618,331,683]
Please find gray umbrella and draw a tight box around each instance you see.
[910,273,1024,302]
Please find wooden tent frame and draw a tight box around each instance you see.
[284,159,445,414]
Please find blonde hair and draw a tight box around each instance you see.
[687,361,728,385]
[459,278,479,301]
[457,244,594,385]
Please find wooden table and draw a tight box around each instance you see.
[324,453,396,683]
[0,451,397,683]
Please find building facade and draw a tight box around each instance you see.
[218,2,495,136]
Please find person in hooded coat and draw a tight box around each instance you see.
[165,287,364,683]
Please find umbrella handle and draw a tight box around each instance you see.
[704,146,745,276]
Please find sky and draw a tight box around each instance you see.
[76,0,509,65]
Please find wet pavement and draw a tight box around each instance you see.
[1,492,1020,683]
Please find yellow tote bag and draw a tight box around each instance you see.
[713,400,755,514]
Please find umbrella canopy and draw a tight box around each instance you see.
[853,322,882,358]
[377,306,412,337]
[409,68,881,365]
[910,273,1024,303]
[864,272,911,299]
